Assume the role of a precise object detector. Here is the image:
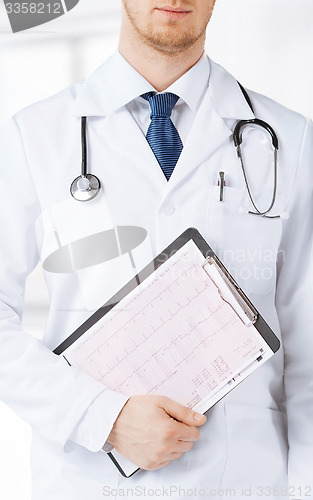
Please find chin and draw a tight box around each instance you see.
[144,27,201,53]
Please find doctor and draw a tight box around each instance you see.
[0,0,313,499]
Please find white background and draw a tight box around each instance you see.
[0,1,312,498]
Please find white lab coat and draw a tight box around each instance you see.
[0,54,313,500]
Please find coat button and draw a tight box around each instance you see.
[163,205,175,216]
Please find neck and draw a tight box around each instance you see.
[119,29,205,92]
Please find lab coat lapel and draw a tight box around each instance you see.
[207,59,255,121]
[167,58,255,189]
[168,90,232,187]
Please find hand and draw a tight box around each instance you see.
[107,395,206,470]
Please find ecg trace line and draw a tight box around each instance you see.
[74,259,203,353]
[85,282,220,366]
[104,316,231,390]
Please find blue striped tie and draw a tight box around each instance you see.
[141,92,183,180]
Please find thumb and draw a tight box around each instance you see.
[161,397,206,426]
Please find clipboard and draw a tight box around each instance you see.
[54,227,280,478]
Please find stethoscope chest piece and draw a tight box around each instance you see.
[70,174,100,202]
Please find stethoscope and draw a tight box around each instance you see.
[70,116,101,202]
[70,85,280,218]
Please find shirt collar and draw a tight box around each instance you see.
[70,51,254,123]
[166,53,209,113]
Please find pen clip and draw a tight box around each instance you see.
[218,171,225,202]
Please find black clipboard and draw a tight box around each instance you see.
[54,227,280,477]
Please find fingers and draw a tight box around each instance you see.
[172,420,201,442]
[146,449,190,471]
[160,452,184,464]
[144,460,172,471]
[160,396,206,427]
[106,395,205,471]
[175,440,194,453]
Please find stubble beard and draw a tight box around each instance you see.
[141,25,206,55]
[123,3,209,55]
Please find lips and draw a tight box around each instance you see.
[155,5,192,20]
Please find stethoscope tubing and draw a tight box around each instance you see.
[233,118,279,150]
[81,116,87,177]
[237,143,279,218]
[233,118,279,219]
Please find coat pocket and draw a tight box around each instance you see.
[221,403,288,497]
[207,186,283,296]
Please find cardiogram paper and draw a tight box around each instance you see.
[63,239,272,413]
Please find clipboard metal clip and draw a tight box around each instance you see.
[202,256,258,326]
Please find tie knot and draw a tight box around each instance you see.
[141,92,179,118]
